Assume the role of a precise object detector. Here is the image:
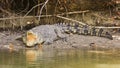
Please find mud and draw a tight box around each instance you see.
[0,30,120,52]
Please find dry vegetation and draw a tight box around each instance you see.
[0,0,119,30]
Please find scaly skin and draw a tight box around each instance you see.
[57,22,113,40]
[22,23,113,47]
[23,30,43,47]
[23,25,66,47]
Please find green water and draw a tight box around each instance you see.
[0,49,120,68]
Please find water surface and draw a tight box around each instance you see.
[0,49,120,68]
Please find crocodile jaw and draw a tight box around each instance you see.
[23,31,37,47]
[23,30,44,47]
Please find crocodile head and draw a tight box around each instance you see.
[23,31,37,47]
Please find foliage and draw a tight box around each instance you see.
[0,0,113,17]
[0,0,116,30]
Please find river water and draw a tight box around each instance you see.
[0,49,120,68]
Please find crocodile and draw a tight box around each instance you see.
[20,22,113,47]
[22,25,66,47]
[57,22,113,40]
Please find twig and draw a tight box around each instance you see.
[56,15,86,25]
[38,0,49,21]
[95,26,120,29]
[54,0,59,14]
[0,7,12,15]
[24,3,44,17]
[0,15,52,20]
[0,10,89,20]
[58,0,68,17]
[58,10,89,15]
[16,0,30,15]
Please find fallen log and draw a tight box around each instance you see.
[0,10,89,20]
[56,15,87,26]
[95,26,120,29]
[57,10,89,16]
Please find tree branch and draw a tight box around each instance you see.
[24,3,44,17]
[38,0,49,21]
[55,15,87,25]
[0,10,89,20]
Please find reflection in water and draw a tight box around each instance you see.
[96,64,120,68]
[0,49,120,68]
[25,48,43,64]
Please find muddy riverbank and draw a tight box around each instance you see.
[0,30,120,52]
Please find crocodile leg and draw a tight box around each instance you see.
[64,23,72,34]
[91,27,96,36]
[54,27,67,42]
[105,32,113,40]
[73,23,81,34]
[76,28,81,35]
[98,28,103,37]
[83,25,89,35]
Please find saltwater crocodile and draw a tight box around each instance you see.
[21,22,113,47]
[57,22,113,40]
[22,25,66,47]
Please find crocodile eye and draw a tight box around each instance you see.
[27,32,37,41]
[27,32,33,35]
